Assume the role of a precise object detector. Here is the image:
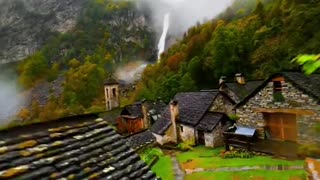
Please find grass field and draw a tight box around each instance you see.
[177,146,304,170]
[151,155,175,180]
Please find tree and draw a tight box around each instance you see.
[63,61,105,108]
[18,52,49,88]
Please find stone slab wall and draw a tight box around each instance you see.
[210,94,234,115]
[179,124,196,145]
[236,79,320,144]
[203,124,224,148]
[152,125,175,145]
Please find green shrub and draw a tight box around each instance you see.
[228,114,240,122]
[220,149,254,159]
[273,92,285,102]
[141,148,164,165]
[177,142,193,151]
[297,144,320,158]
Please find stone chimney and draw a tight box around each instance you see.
[219,76,226,91]
[235,73,245,85]
[170,100,179,144]
[219,76,226,85]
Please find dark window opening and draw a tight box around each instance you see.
[107,101,110,110]
[273,81,285,102]
[180,125,183,132]
[112,88,116,97]
[106,88,109,98]
[273,81,282,92]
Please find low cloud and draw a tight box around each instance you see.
[115,61,148,84]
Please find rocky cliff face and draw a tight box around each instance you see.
[0,0,89,64]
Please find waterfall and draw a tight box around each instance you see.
[157,13,170,60]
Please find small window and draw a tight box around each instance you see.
[106,88,109,98]
[273,81,282,92]
[112,88,116,97]
[180,125,183,132]
[273,81,285,102]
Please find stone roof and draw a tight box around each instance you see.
[196,112,228,132]
[281,72,320,101]
[236,72,320,108]
[224,80,264,101]
[125,130,156,150]
[104,78,119,85]
[121,103,143,118]
[0,119,157,179]
[144,101,167,116]
[151,91,218,135]
[121,101,166,119]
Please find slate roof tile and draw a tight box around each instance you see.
[125,130,156,150]
[225,80,264,101]
[281,72,320,101]
[0,119,157,179]
[236,72,320,107]
[151,91,218,135]
[121,103,143,118]
[196,112,228,132]
[104,78,119,85]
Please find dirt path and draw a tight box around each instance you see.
[172,156,185,180]
[184,165,304,175]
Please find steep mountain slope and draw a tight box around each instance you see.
[0,0,89,64]
[133,0,320,102]
[0,0,157,124]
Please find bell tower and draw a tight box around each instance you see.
[104,78,120,111]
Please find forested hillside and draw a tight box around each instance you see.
[14,0,157,123]
[133,0,320,102]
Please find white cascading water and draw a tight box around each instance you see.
[157,13,170,60]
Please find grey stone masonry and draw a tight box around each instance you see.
[236,80,320,144]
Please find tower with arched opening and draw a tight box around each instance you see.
[104,78,120,111]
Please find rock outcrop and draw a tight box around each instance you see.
[0,0,89,64]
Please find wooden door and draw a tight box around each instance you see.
[198,131,205,145]
[264,113,297,142]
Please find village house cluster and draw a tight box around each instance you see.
[104,72,320,150]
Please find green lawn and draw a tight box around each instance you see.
[151,156,175,180]
[185,170,306,180]
[177,146,304,170]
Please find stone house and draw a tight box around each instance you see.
[117,101,166,135]
[151,90,235,148]
[219,73,264,103]
[235,72,320,144]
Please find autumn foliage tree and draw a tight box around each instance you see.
[134,0,320,102]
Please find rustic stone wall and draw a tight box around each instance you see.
[210,94,234,115]
[152,125,175,145]
[179,124,196,145]
[236,80,320,144]
[203,124,224,148]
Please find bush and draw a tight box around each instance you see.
[297,144,320,158]
[228,114,240,122]
[220,149,254,159]
[141,148,164,165]
[273,92,285,102]
[177,142,193,151]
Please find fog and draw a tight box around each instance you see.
[137,0,234,38]
[0,75,25,126]
[115,61,148,84]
